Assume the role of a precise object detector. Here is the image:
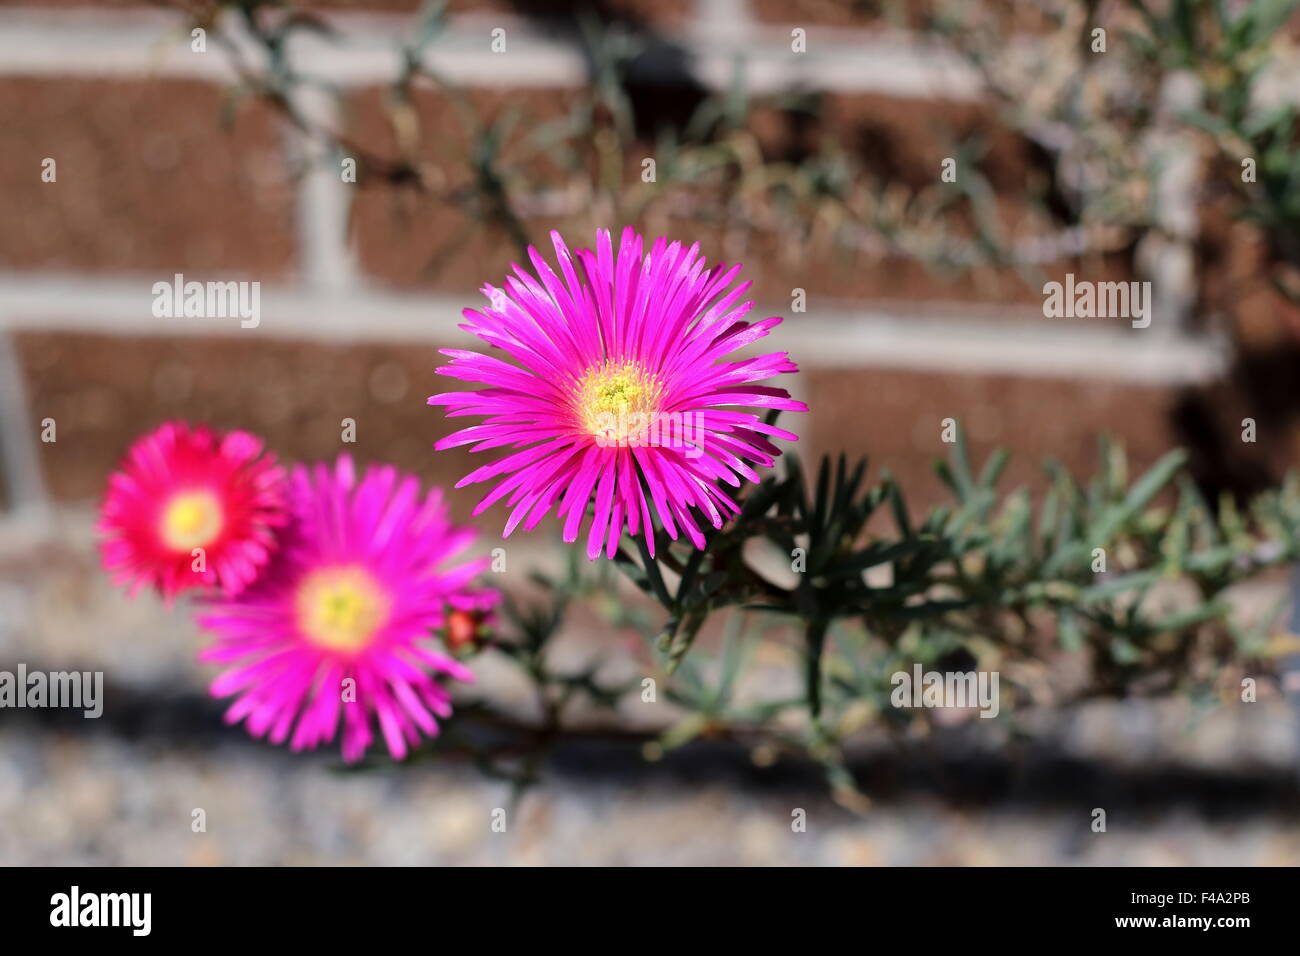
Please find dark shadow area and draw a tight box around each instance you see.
[7,670,1299,823]
[505,0,712,143]
[1173,342,1300,504]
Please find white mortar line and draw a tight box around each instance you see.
[11,5,1290,103]
[8,6,1293,103]
[0,332,49,518]
[1133,74,1204,337]
[289,87,360,293]
[695,0,752,35]
[7,5,1289,103]
[0,8,980,98]
[0,274,1224,384]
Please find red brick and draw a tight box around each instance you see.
[801,367,1185,511]
[344,85,588,295]
[345,85,1135,309]
[1197,188,1300,347]
[749,0,928,30]
[0,77,297,278]
[15,332,488,521]
[20,330,1284,545]
[0,1,176,7]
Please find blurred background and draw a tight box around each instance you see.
[2,0,1300,864]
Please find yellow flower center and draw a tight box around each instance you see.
[296,565,389,653]
[575,360,661,442]
[160,490,224,551]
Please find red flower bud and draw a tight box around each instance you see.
[445,609,484,654]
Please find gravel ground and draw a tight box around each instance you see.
[3,728,1299,865]
[3,511,1299,866]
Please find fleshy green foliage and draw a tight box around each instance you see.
[618,423,1296,685]
[478,420,1298,800]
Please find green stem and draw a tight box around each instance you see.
[805,615,830,725]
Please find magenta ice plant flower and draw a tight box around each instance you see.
[98,421,288,601]
[197,455,498,763]
[429,227,807,559]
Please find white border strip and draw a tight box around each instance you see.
[0,8,981,98]
[0,273,1224,384]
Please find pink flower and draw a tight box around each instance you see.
[429,227,806,559]
[98,421,288,600]
[198,456,497,762]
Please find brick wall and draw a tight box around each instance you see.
[1,77,296,277]
[0,1,1281,523]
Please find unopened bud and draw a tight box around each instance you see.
[444,609,488,654]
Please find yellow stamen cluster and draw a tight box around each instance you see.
[296,565,390,653]
[160,490,224,551]
[575,360,662,442]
